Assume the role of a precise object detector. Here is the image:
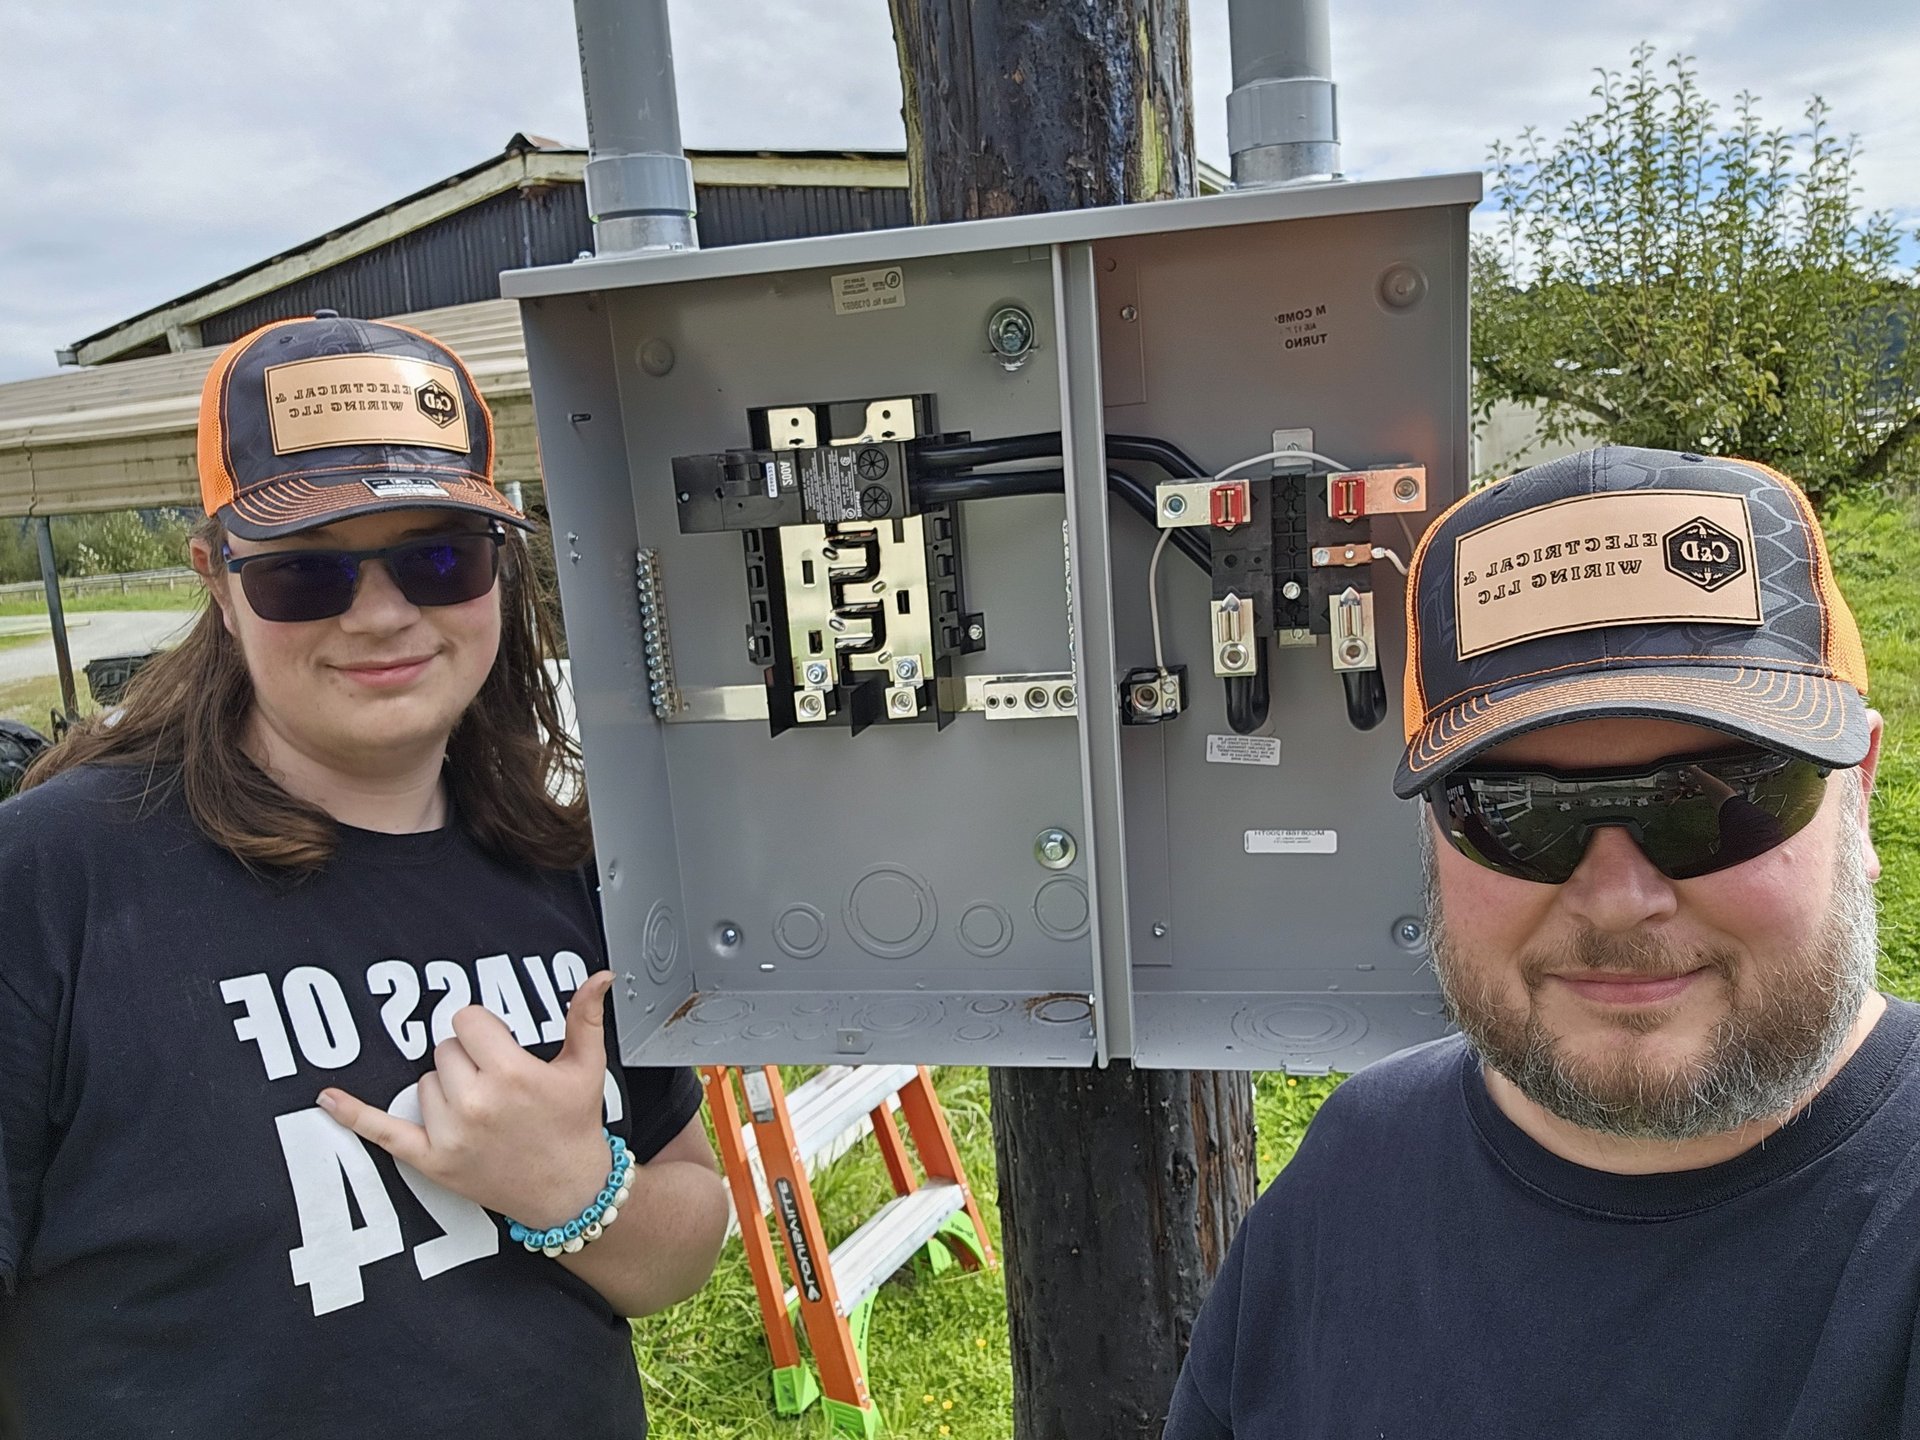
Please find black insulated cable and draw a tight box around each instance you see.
[913,431,1210,481]
[1342,668,1388,731]
[1223,644,1271,735]
[914,467,1212,571]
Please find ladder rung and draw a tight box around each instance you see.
[727,1065,917,1231]
[785,1178,968,1318]
[738,1065,914,1175]
[787,1064,918,1165]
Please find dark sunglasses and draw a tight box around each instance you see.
[1427,746,1834,885]
[223,526,505,623]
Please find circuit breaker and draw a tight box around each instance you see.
[506,172,1479,1070]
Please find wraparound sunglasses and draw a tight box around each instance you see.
[1427,746,1834,884]
[223,526,505,623]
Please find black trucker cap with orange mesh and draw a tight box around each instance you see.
[1394,446,1871,799]
[198,312,531,540]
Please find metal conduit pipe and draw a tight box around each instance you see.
[1227,0,1341,188]
[572,0,699,254]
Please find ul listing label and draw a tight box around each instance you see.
[832,266,908,315]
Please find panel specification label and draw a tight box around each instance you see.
[831,266,908,315]
[1244,829,1338,855]
[1206,734,1281,767]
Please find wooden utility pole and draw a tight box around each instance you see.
[887,6,1258,1436]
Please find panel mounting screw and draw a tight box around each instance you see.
[1281,580,1304,601]
[717,925,741,948]
[966,622,985,643]
[1034,828,1077,870]
[1394,918,1427,949]
[1120,305,1138,322]
[803,662,829,686]
[895,656,920,682]
[1152,922,1168,938]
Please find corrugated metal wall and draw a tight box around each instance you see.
[203,186,593,345]
[201,183,910,346]
[696,184,912,245]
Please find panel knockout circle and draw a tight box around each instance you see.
[773,904,829,960]
[957,902,1014,958]
[642,902,679,982]
[1230,1000,1368,1056]
[844,866,939,958]
[1032,877,1090,941]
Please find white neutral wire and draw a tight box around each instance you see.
[1147,527,1174,674]
[1213,448,1354,481]
[1371,546,1409,576]
[1395,512,1419,559]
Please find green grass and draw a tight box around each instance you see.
[0,674,76,734]
[1822,491,1920,999]
[631,492,1920,1438]
[0,588,202,619]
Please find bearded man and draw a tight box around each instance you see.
[1166,447,1916,1438]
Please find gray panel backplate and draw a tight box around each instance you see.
[511,175,1479,1070]
[1098,205,1469,1069]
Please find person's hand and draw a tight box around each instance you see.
[318,971,616,1228]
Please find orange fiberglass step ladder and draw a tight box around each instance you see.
[702,1064,997,1439]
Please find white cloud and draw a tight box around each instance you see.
[1,0,1916,382]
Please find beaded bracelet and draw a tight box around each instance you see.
[506,1129,634,1258]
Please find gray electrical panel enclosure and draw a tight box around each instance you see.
[503,172,1481,1072]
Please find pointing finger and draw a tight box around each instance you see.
[318,1087,431,1170]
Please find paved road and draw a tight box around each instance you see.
[0,610,198,687]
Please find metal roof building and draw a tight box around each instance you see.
[0,141,1240,521]
[0,136,918,519]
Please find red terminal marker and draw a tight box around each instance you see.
[1210,480,1250,529]
[1330,473,1365,522]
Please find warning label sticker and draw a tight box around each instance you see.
[799,449,862,521]
[831,266,908,315]
[1244,829,1338,855]
[1207,734,1281,767]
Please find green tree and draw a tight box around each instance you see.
[1473,45,1920,505]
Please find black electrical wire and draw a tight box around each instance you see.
[1224,644,1272,735]
[914,466,1212,571]
[913,431,1210,481]
[1342,668,1388,731]
[911,468,1065,503]
[913,435,1057,471]
[1107,434,1210,481]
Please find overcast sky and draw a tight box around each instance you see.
[2,0,1916,384]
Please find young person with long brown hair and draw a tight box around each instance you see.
[0,314,729,1438]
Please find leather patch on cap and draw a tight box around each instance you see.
[1454,490,1762,660]
[265,356,470,455]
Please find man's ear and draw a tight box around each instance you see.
[188,535,236,637]
[1856,709,1884,883]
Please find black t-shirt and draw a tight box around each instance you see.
[0,765,704,1439]
[1168,1000,1920,1439]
